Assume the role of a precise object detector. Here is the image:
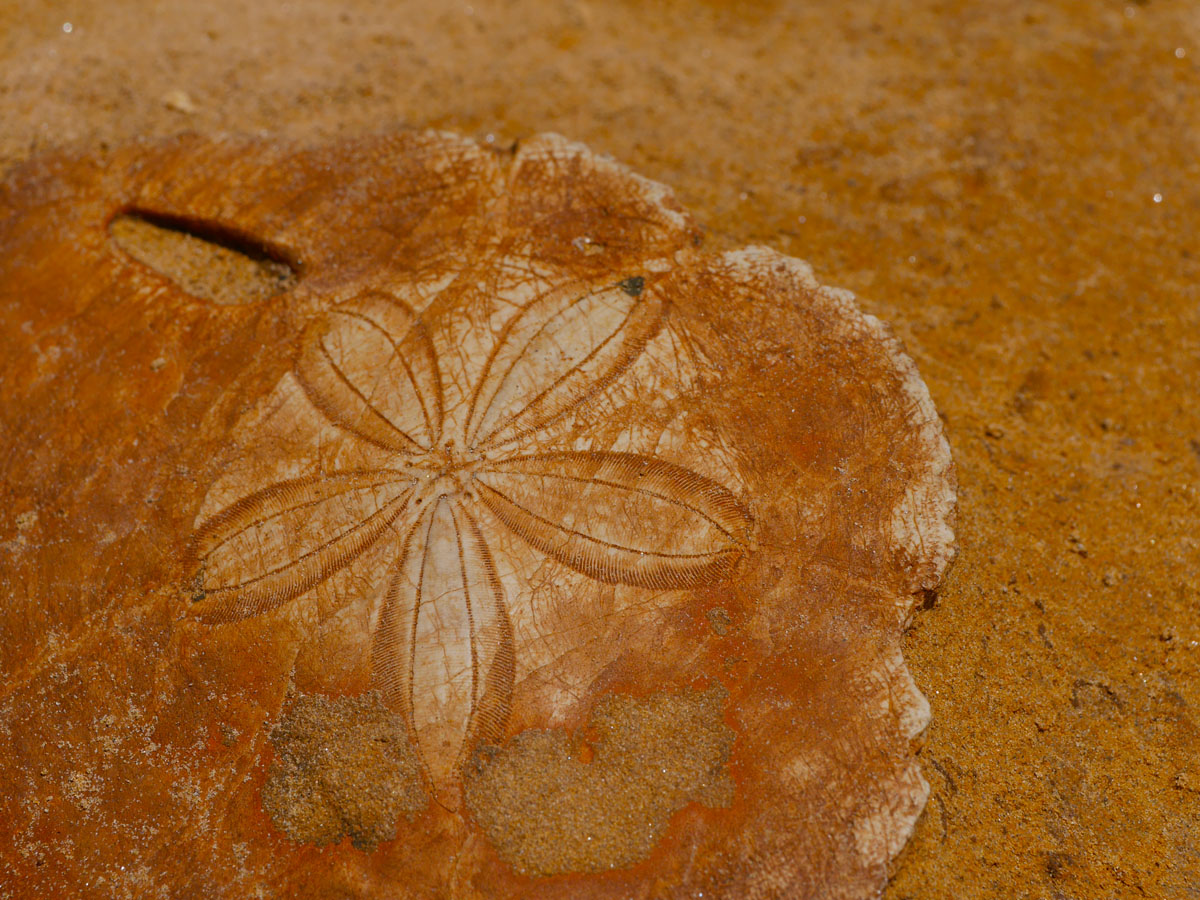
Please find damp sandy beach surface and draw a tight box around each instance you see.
[1,1,1196,897]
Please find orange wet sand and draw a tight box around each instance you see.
[0,1,1197,897]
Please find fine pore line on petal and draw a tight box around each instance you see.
[191,471,415,624]
[473,451,752,590]
[371,497,514,784]
[296,290,443,454]
[464,278,665,452]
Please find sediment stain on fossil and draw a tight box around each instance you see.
[261,691,427,851]
[462,684,735,877]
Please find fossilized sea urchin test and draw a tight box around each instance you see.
[0,132,955,899]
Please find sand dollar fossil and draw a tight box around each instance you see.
[0,131,955,899]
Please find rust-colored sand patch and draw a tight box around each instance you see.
[262,691,427,852]
[463,684,735,877]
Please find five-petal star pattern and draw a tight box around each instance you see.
[190,273,752,784]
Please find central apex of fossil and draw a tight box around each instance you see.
[404,442,479,502]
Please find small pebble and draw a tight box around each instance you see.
[163,90,198,114]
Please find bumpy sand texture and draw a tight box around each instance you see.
[262,691,427,852]
[463,685,736,877]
